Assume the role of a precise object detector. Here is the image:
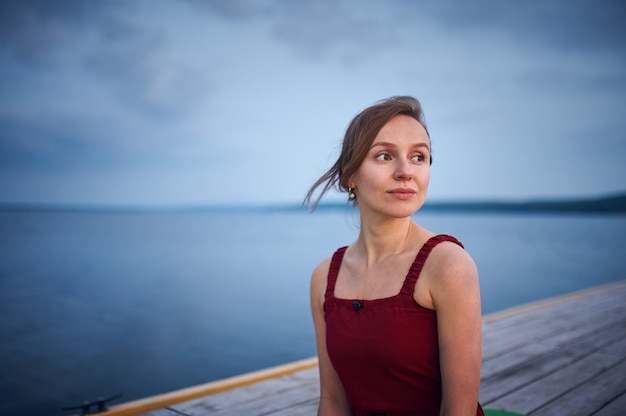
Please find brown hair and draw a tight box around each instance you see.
[304,96,430,210]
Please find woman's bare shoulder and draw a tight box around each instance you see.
[425,240,479,300]
[427,238,475,270]
[311,255,333,292]
[312,256,332,279]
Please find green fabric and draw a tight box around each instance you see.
[484,410,526,416]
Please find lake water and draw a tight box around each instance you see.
[1,209,625,415]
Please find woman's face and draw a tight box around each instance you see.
[350,115,431,220]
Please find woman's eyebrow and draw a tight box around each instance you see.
[371,141,430,151]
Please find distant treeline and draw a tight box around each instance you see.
[421,193,626,214]
[314,193,626,214]
[2,193,626,214]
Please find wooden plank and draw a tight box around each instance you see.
[188,381,319,416]
[482,293,625,361]
[480,343,578,403]
[480,319,626,402]
[482,285,625,346]
[140,409,179,416]
[601,334,626,357]
[484,281,626,330]
[593,392,626,416]
[531,360,626,416]
[481,280,626,326]
[481,341,556,380]
[101,357,318,416]
[270,399,319,416]
[483,286,626,363]
[169,369,319,415]
[482,310,603,360]
[481,330,626,407]
[484,350,624,414]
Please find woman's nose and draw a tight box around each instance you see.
[393,159,413,180]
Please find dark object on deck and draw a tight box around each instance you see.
[62,394,122,415]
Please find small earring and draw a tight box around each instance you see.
[348,187,356,200]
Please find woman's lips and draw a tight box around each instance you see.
[388,188,416,200]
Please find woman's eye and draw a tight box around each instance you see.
[412,154,425,162]
[375,153,391,161]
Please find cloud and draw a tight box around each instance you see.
[0,0,129,65]
[0,117,118,173]
[414,0,626,56]
[0,0,222,176]
[1,0,214,118]
[183,0,275,19]
[183,0,626,65]
[0,0,624,205]
[269,2,397,62]
[82,28,214,118]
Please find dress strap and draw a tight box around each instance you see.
[325,246,348,300]
[400,234,464,296]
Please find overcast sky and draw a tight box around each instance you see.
[1,0,625,206]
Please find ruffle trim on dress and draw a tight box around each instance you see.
[400,234,463,296]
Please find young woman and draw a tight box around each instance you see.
[305,96,484,416]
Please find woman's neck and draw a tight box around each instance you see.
[355,215,421,266]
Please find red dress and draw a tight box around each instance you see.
[324,234,484,416]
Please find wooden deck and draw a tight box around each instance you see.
[103,280,626,416]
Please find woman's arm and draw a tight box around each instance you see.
[310,259,353,416]
[428,243,482,416]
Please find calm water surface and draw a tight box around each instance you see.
[1,210,624,415]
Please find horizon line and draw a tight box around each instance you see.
[0,191,625,214]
